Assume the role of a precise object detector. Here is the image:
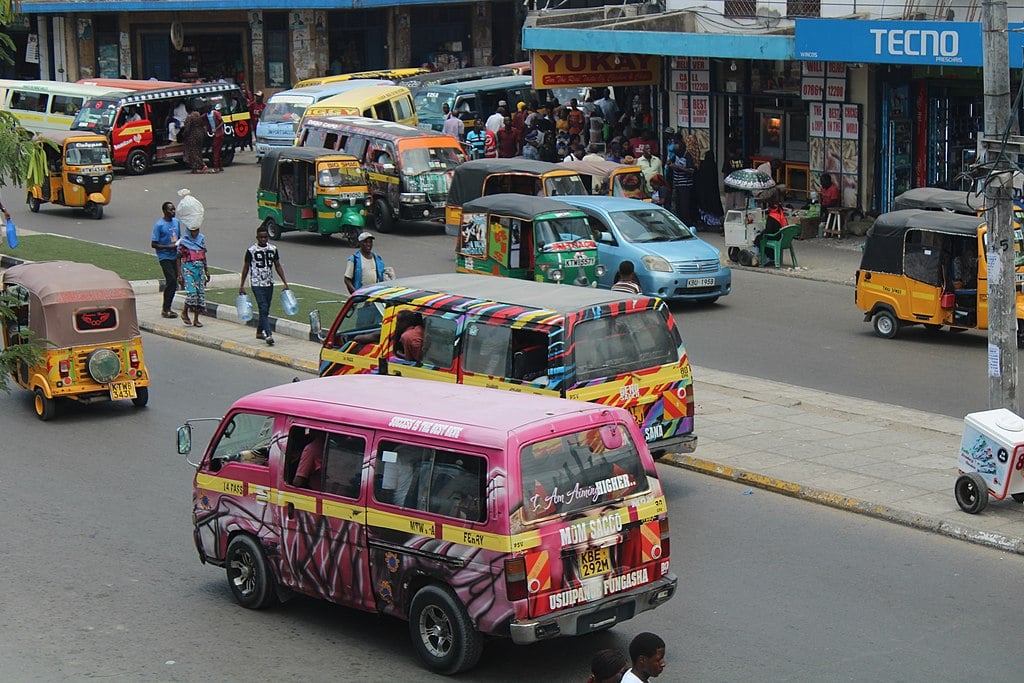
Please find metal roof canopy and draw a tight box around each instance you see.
[523,27,795,61]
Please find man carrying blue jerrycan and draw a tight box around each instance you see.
[239,225,290,346]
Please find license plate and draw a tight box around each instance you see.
[109,380,136,400]
[578,547,611,578]
[564,257,596,267]
[687,277,716,287]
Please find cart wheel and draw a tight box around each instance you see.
[727,247,740,263]
[1011,493,1024,504]
[872,310,899,339]
[738,250,753,267]
[954,472,989,514]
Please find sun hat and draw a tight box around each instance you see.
[358,231,374,242]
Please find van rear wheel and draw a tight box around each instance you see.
[226,535,277,609]
[408,585,483,675]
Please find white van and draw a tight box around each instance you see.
[0,80,130,134]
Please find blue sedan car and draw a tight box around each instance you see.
[558,196,732,303]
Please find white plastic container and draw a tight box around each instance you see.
[235,293,253,322]
[280,288,298,316]
[957,408,1024,501]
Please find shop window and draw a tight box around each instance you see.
[265,12,290,88]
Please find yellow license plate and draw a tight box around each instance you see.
[578,547,611,578]
[109,380,136,400]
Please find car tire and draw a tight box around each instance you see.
[727,247,740,263]
[225,535,277,609]
[131,386,149,408]
[33,387,56,421]
[373,199,394,234]
[408,584,483,675]
[126,149,151,176]
[954,472,989,514]
[872,310,899,339]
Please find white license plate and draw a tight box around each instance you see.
[687,277,716,287]
[109,380,136,400]
[564,257,595,267]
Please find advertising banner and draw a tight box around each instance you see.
[532,51,659,87]
[795,19,984,66]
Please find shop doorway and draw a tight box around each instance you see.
[140,27,248,84]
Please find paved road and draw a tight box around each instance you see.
[0,334,1021,681]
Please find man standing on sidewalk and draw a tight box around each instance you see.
[151,201,180,319]
[239,225,289,346]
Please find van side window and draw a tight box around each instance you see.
[53,95,83,116]
[376,100,396,122]
[421,315,458,368]
[12,91,48,112]
[463,322,510,377]
[210,413,275,471]
[323,133,339,150]
[394,96,413,122]
[334,299,384,346]
[323,433,366,498]
[374,441,486,522]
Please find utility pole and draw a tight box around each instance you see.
[981,0,1019,411]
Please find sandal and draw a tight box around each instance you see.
[193,320,203,327]
[161,310,177,318]
[182,318,193,326]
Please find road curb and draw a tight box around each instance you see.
[663,453,1024,555]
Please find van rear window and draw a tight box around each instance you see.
[520,425,647,523]
[572,309,680,383]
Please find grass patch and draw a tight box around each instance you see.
[205,283,347,326]
[0,234,228,281]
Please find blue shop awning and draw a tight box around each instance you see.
[523,27,795,61]
[19,0,465,12]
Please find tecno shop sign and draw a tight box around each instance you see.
[531,51,659,88]
[794,19,984,67]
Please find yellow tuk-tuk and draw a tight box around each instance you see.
[855,209,1024,344]
[560,158,650,201]
[1,261,150,420]
[27,130,113,219]
[444,158,587,237]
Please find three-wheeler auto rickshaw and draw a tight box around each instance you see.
[560,158,650,201]
[445,158,587,236]
[257,147,369,244]
[855,208,1024,344]
[1,261,150,420]
[27,130,113,220]
[456,193,605,287]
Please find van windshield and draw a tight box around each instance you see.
[261,101,310,129]
[535,216,592,246]
[520,425,648,523]
[400,146,466,173]
[414,90,455,118]
[66,141,111,165]
[72,99,118,130]
[572,309,680,383]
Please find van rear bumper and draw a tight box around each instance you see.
[508,573,677,644]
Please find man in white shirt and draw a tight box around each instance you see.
[441,103,464,141]
[621,632,667,682]
[485,101,507,137]
[636,145,663,183]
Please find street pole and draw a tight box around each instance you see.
[981,0,1019,411]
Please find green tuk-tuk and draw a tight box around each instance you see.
[456,194,604,287]
[257,147,370,243]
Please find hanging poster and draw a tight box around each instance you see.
[670,69,689,91]
[825,103,843,139]
[690,96,709,128]
[25,34,39,64]
[689,70,710,93]
[809,102,825,137]
[671,57,689,69]
[676,95,689,128]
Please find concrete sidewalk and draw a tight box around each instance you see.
[124,241,1024,555]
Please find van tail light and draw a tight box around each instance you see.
[504,557,528,602]
[659,518,670,560]
[129,350,140,368]
[58,359,71,381]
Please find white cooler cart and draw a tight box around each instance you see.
[724,208,764,267]
[954,408,1024,514]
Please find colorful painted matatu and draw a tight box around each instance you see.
[310,274,696,457]
[176,375,676,674]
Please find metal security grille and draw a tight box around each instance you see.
[724,0,757,17]
[787,0,820,17]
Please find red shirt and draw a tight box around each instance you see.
[820,183,840,208]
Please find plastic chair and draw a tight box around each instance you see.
[760,224,800,268]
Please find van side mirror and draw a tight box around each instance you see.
[600,424,623,450]
[309,309,325,341]
[599,231,613,243]
[177,424,192,455]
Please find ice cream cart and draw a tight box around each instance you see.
[723,168,775,266]
[954,408,1024,514]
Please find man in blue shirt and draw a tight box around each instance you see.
[466,121,487,159]
[151,201,180,318]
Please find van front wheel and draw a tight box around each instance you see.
[872,310,899,339]
[373,199,394,233]
[409,585,483,675]
[127,149,150,175]
[225,535,277,609]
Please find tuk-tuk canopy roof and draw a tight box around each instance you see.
[560,158,641,179]
[448,159,570,207]
[461,193,585,220]
[258,146,361,192]
[33,130,110,147]
[893,187,987,214]
[860,209,985,275]
[3,261,139,346]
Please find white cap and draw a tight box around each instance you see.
[358,231,374,242]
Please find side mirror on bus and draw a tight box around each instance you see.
[309,309,325,341]
[177,424,192,455]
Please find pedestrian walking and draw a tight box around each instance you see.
[239,225,289,346]
[151,201,180,318]
[694,150,725,231]
[181,110,207,174]
[175,190,209,327]
[344,231,386,294]
[668,136,697,226]
[204,103,225,173]
[621,632,667,682]
[587,649,629,683]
